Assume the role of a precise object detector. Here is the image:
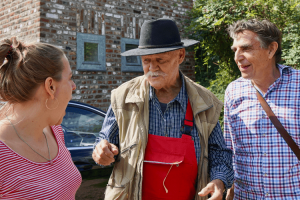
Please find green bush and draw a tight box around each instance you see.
[185,0,300,127]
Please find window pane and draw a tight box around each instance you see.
[84,42,98,62]
[125,43,138,64]
[62,107,105,147]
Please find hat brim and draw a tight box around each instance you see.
[121,39,199,56]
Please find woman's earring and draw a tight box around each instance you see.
[45,97,59,110]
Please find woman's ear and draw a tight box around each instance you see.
[268,41,278,60]
[45,77,56,99]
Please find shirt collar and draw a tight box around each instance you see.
[277,64,290,76]
[149,71,187,111]
[250,64,291,95]
[270,64,291,87]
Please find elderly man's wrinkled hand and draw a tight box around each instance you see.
[198,179,224,200]
[92,139,119,166]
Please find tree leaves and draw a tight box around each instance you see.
[185,0,300,92]
[185,0,300,127]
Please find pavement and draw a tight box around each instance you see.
[75,177,108,200]
[76,167,112,200]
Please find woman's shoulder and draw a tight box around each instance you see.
[51,125,65,144]
[51,125,63,133]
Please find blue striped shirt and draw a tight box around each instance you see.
[96,74,233,189]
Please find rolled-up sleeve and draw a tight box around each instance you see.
[208,122,234,189]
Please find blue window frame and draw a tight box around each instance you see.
[121,38,143,72]
[77,33,106,71]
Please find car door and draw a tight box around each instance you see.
[62,101,106,171]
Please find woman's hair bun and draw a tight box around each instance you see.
[0,37,66,103]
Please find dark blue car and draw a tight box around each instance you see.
[61,101,106,171]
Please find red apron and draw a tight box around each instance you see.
[142,100,198,200]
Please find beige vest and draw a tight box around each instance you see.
[104,74,223,200]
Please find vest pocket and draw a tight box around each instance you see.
[111,142,139,186]
[119,143,137,157]
[104,183,129,200]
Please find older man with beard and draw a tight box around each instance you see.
[92,18,233,200]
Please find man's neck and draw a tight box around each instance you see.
[155,77,182,104]
[252,64,281,94]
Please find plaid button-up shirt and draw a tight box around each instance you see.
[224,64,300,199]
[96,73,234,189]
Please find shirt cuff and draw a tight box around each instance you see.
[93,133,109,148]
[210,171,229,190]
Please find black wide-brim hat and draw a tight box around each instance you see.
[121,18,199,56]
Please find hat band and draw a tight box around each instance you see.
[138,42,184,49]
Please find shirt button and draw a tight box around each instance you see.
[263,134,266,137]
[264,173,267,176]
[266,193,269,196]
[264,153,266,156]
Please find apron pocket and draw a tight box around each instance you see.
[143,151,184,193]
[142,134,198,200]
[112,142,139,185]
[144,150,184,164]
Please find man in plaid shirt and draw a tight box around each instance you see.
[225,19,300,200]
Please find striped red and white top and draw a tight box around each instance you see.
[0,125,82,199]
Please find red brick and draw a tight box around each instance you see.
[0,0,195,110]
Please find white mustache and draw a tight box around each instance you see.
[145,71,167,79]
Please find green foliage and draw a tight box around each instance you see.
[282,23,300,67]
[184,0,300,127]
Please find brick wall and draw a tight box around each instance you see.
[1,0,195,111]
[0,0,41,42]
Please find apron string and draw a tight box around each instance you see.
[163,161,181,193]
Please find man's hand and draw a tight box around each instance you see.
[198,179,225,200]
[225,183,234,200]
[92,139,119,166]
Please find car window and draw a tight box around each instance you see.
[62,106,105,148]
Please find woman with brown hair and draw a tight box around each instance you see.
[0,37,81,199]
